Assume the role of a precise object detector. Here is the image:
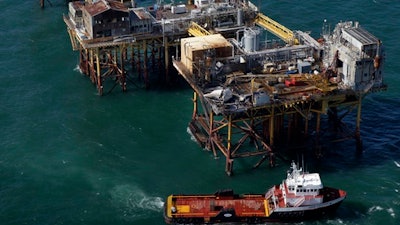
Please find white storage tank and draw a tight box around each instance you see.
[237,9,243,26]
[242,27,261,52]
[191,9,201,18]
[195,0,209,8]
[171,4,186,14]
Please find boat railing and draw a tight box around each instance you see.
[292,196,305,207]
[265,187,275,199]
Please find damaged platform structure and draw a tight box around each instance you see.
[172,10,386,175]
[64,0,263,95]
[63,0,386,175]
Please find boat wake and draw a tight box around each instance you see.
[368,205,396,218]
[394,161,400,168]
[110,184,164,220]
[325,218,345,225]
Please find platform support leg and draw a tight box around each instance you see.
[226,115,233,176]
[136,45,141,80]
[269,106,275,147]
[355,96,363,152]
[95,48,103,96]
[304,111,309,137]
[207,111,218,158]
[225,158,234,176]
[120,45,127,92]
[164,41,170,84]
[141,40,148,88]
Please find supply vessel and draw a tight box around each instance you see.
[164,162,346,224]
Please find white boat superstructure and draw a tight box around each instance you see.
[281,162,324,207]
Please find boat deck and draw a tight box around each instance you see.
[166,194,271,218]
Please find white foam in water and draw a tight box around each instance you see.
[368,205,384,213]
[110,184,164,220]
[127,193,164,212]
[386,208,395,218]
[394,161,400,168]
[186,126,197,143]
[368,205,396,218]
[73,64,83,74]
[337,219,344,224]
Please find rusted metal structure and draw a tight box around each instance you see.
[64,0,259,95]
[65,1,177,94]
[172,20,386,175]
[63,0,386,175]
[174,57,372,175]
[71,34,171,94]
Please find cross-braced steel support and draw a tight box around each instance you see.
[188,89,366,175]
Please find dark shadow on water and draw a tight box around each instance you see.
[334,200,370,222]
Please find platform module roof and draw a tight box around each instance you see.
[131,7,152,20]
[342,26,379,50]
[69,1,84,11]
[344,27,379,45]
[84,0,128,17]
[180,34,233,73]
[181,34,233,52]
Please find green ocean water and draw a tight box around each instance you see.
[0,0,399,225]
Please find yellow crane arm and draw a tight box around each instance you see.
[255,13,298,44]
[188,21,211,37]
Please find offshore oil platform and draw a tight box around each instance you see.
[64,0,386,175]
